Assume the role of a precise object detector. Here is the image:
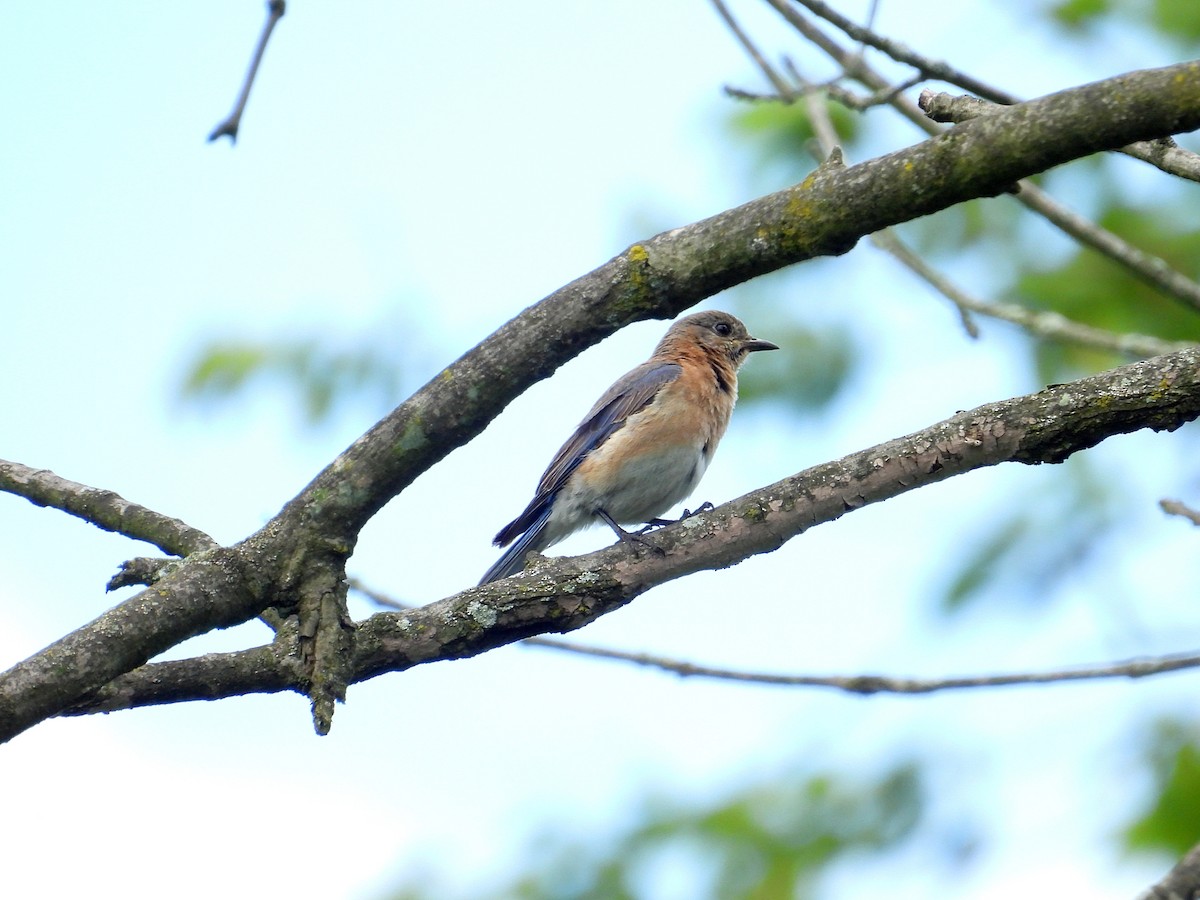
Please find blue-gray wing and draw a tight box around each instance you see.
[491,360,681,548]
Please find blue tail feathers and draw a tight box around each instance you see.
[479,505,554,585]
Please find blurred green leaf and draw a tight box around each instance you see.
[737,322,855,412]
[1016,205,1200,383]
[1051,0,1112,27]
[726,99,861,187]
[383,764,925,900]
[1153,0,1200,41]
[937,458,1120,614]
[1124,720,1200,857]
[179,336,406,426]
[942,516,1030,613]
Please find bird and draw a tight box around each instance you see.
[479,310,778,584]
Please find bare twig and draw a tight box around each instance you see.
[0,459,217,557]
[872,229,1196,357]
[208,0,286,144]
[920,87,1200,315]
[782,0,1200,183]
[352,580,1200,696]
[526,640,1200,695]
[781,0,1017,101]
[710,0,794,99]
[797,79,1189,355]
[1161,498,1200,526]
[6,63,1200,741]
[1012,181,1200,315]
[751,2,1200,315]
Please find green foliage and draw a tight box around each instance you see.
[1052,0,1200,42]
[1124,720,1200,857]
[726,99,861,186]
[384,764,924,900]
[939,458,1119,614]
[1051,0,1112,27]
[1015,206,1200,383]
[1153,0,1200,40]
[736,320,855,412]
[180,336,406,425]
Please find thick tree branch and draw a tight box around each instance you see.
[291,60,1200,545]
[797,81,1194,355]
[778,0,1200,182]
[0,459,217,557]
[753,6,1200,312]
[1138,840,1200,900]
[4,63,1199,742]
[51,346,1200,717]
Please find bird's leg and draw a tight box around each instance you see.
[596,508,665,556]
[635,501,715,534]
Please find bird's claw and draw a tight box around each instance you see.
[635,501,715,535]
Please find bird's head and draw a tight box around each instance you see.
[662,310,779,367]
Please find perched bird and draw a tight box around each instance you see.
[480,310,778,584]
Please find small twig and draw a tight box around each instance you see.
[783,0,1015,102]
[1014,181,1200,315]
[0,459,217,557]
[797,77,1187,356]
[1161,498,1200,526]
[208,0,286,144]
[766,0,1200,186]
[525,640,1200,695]
[350,579,1200,696]
[872,230,1196,357]
[753,2,1200,315]
[923,91,1200,314]
[709,0,794,100]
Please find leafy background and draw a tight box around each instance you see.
[2,1,1199,897]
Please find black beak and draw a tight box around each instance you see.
[742,338,779,353]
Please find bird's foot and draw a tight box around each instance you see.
[597,508,666,557]
[635,501,715,534]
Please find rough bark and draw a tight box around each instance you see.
[2,62,1199,742]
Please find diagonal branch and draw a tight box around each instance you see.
[0,459,217,557]
[288,60,1200,545]
[53,346,1200,717]
[1138,840,1200,900]
[779,0,1200,182]
[754,4,1200,314]
[4,62,1200,742]
[207,0,286,144]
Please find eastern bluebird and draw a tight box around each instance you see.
[480,310,778,584]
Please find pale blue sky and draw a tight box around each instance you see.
[2,3,1197,898]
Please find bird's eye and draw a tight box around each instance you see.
[713,322,732,336]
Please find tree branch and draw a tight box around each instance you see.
[4,62,1199,741]
[780,0,1200,183]
[753,4,1200,315]
[0,459,217,557]
[290,60,1200,545]
[524,641,1200,695]
[207,0,286,144]
[1137,839,1200,900]
[796,76,1193,356]
[50,346,1200,717]
[1160,498,1200,526]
